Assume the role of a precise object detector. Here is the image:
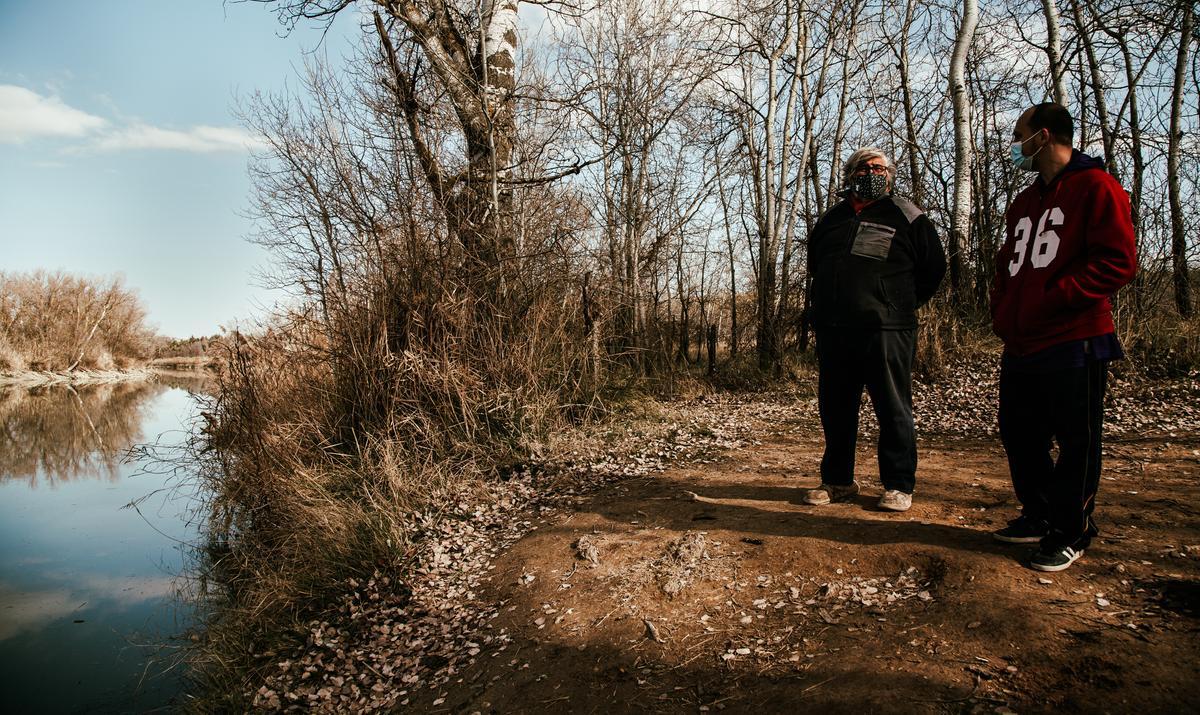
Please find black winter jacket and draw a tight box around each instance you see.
[807,195,946,330]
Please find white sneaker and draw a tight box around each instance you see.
[803,481,860,505]
[877,490,912,512]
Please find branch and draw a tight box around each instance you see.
[374,11,449,201]
[498,154,608,187]
[67,292,113,373]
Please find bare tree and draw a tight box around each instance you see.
[706,0,846,370]
[258,0,532,298]
[896,0,927,204]
[0,271,154,372]
[555,0,714,370]
[715,160,740,357]
[245,0,1200,368]
[1069,0,1116,173]
[948,0,979,304]
[1168,0,1194,317]
[1041,0,1068,104]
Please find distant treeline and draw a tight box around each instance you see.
[0,270,156,372]
[155,334,222,360]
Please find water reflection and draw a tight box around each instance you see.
[0,381,167,487]
[0,378,206,713]
[0,573,176,641]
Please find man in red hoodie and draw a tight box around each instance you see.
[990,102,1137,572]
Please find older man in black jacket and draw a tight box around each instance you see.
[802,148,946,512]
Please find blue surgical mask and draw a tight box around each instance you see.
[1010,133,1041,171]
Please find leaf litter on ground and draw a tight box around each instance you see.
[247,358,1197,711]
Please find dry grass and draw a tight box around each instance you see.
[187,286,601,706]
[0,336,26,373]
[1116,305,1200,377]
[914,295,998,380]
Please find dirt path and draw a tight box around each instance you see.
[412,407,1200,713]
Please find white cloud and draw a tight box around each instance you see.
[87,122,266,153]
[0,84,108,143]
[0,83,263,154]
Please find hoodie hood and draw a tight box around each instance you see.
[1066,149,1106,172]
[1038,149,1106,190]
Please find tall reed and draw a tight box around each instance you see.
[189,277,598,700]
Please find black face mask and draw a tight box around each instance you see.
[852,173,889,201]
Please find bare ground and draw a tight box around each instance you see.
[402,403,1200,713]
[250,365,1200,714]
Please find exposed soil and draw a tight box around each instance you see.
[403,398,1200,714]
[247,364,1200,714]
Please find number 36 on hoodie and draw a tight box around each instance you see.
[990,151,1137,357]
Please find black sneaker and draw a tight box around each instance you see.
[1029,544,1084,572]
[992,516,1049,544]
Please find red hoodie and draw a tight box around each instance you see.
[991,151,1137,357]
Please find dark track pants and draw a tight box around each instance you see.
[816,328,917,493]
[998,360,1107,550]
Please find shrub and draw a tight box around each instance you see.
[0,270,155,372]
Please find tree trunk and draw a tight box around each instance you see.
[582,272,600,382]
[899,0,923,204]
[716,161,739,357]
[826,52,853,206]
[1070,0,1116,176]
[1168,1,1194,317]
[373,1,520,298]
[1097,14,1154,314]
[948,0,979,306]
[1041,0,1068,104]
[778,19,833,361]
[706,325,718,377]
[67,292,113,372]
[754,12,797,373]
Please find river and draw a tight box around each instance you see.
[0,377,207,713]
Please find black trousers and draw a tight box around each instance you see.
[998,360,1107,550]
[816,328,917,493]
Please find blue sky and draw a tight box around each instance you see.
[0,0,361,337]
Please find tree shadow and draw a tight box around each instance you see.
[583,474,1021,563]
[424,627,990,714]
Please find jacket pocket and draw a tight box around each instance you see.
[809,267,836,320]
[850,221,895,260]
[992,291,1019,343]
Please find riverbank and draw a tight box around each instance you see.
[224,357,1200,712]
[0,355,218,387]
[147,355,214,371]
[0,367,157,388]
